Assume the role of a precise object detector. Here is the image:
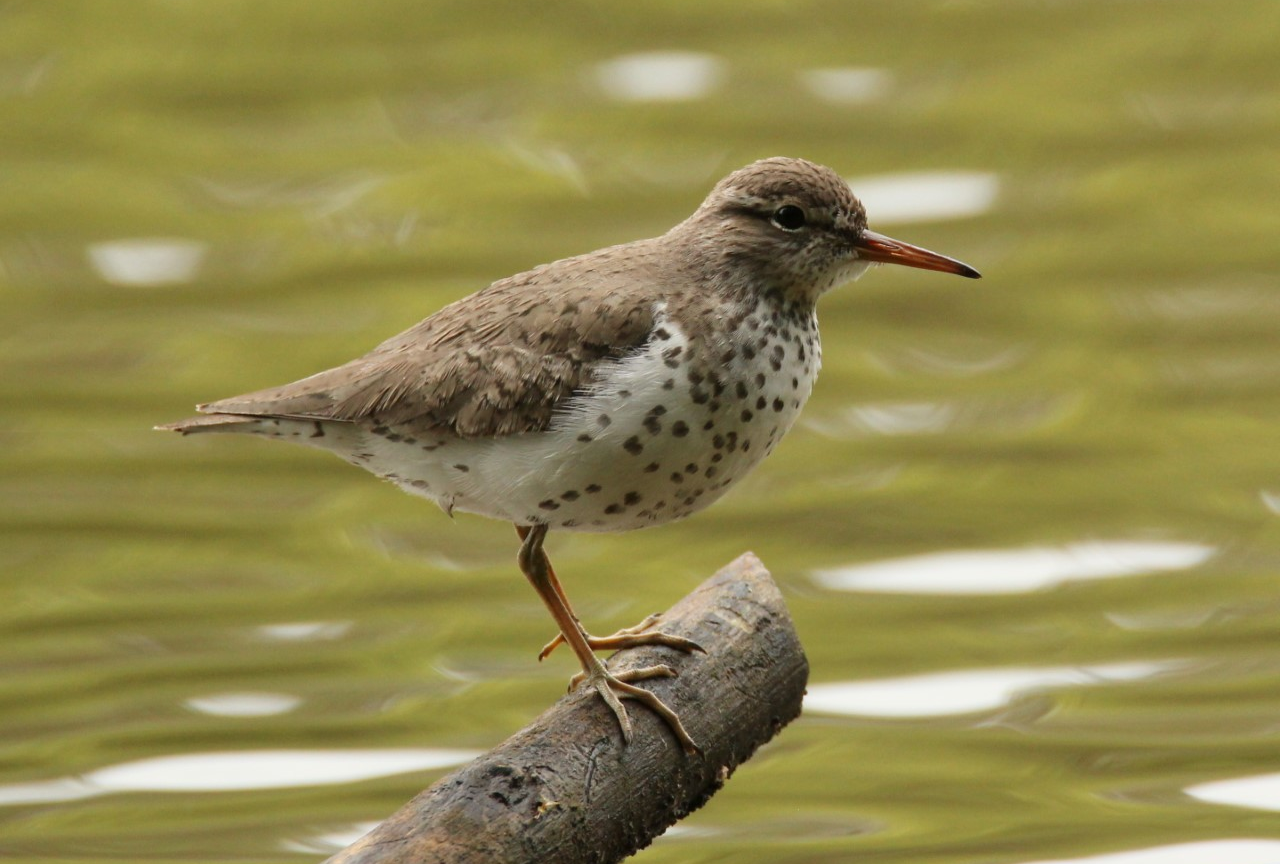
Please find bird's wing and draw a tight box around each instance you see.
[197,254,659,439]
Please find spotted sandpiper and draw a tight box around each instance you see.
[159,157,980,753]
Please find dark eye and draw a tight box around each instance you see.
[771,205,806,231]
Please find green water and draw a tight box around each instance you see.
[4,1,1280,861]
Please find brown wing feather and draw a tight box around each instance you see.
[198,243,662,439]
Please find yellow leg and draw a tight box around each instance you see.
[515,524,699,754]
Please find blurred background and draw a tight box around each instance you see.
[4,1,1280,862]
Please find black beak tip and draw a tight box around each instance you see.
[959,263,982,279]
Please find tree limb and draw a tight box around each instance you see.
[325,552,808,864]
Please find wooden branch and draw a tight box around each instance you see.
[325,552,808,864]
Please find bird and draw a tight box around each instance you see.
[158,157,980,754]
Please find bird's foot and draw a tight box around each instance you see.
[577,660,699,755]
[538,613,704,661]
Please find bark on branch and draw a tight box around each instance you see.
[325,552,808,864]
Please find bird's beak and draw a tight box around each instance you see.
[854,229,981,279]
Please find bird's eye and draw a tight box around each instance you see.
[771,205,806,231]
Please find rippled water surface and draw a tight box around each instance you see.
[4,2,1280,862]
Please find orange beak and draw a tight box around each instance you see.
[854,229,981,279]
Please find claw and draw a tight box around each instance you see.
[539,612,703,661]
[538,633,564,662]
[582,663,699,755]
[569,663,678,691]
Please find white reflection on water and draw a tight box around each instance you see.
[195,172,383,215]
[287,818,724,856]
[503,143,589,195]
[184,692,302,717]
[256,620,351,641]
[1187,773,1280,812]
[814,541,1215,595]
[1260,491,1280,516]
[804,393,1072,439]
[833,401,957,435]
[282,822,380,855]
[805,662,1174,718]
[87,238,207,287]
[0,749,477,806]
[865,341,1029,378]
[800,67,892,104]
[593,51,725,102]
[847,171,999,224]
[1021,839,1280,864]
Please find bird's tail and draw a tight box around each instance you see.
[155,413,271,436]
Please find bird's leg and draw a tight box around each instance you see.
[515,523,699,754]
[513,526,702,662]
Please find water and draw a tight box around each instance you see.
[3,1,1280,861]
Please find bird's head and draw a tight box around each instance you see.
[678,157,980,301]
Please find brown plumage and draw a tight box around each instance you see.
[182,248,661,437]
